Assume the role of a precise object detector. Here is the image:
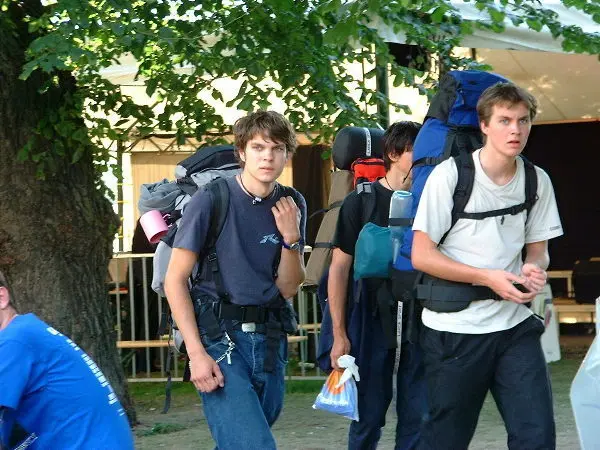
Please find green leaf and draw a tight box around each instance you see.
[71,147,84,164]
[431,6,447,24]
[19,61,39,80]
[237,96,254,111]
[158,27,177,41]
[489,8,506,24]
[146,78,159,97]
[525,18,543,32]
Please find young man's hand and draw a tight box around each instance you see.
[272,196,301,245]
[521,263,547,295]
[330,334,351,370]
[188,352,225,393]
[483,269,537,304]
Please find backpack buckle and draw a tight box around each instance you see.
[241,322,256,332]
[508,205,522,216]
[212,301,222,318]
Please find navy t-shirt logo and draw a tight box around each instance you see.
[260,234,280,245]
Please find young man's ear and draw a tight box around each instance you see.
[480,120,489,134]
[238,149,246,162]
[0,287,10,310]
[388,147,408,163]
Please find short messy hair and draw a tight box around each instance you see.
[477,82,538,126]
[232,111,297,167]
[382,121,421,170]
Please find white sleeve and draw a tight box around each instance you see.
[525,167,563,243]
[412,159,458,244]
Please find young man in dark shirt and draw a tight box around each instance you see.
[165,111,307,449]
[328,121,427,449]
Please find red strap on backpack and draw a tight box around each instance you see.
[351,158,386,187]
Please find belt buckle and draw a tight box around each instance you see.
[241,322,256,333]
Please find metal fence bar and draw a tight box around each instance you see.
[142,257,151,374]
[128,257,136,377]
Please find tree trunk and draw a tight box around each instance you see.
[0,1,136,422]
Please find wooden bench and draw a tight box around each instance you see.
[117,340,171,349]
[117,335,308,349]
[553,297,596,323]
[299,323,321,332]
[547,270,574,297]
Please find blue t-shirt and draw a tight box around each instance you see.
[0,314,134,449]
[174,176,307,305]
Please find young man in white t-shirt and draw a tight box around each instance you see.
[412,82,563,449]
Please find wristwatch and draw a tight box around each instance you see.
[282,239,302,251]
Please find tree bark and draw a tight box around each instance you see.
[0,1,136,422]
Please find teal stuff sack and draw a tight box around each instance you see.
[353,222,392,280]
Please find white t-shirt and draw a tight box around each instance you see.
[413,149,563,334]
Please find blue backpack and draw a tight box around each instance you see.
[394,70,539,312]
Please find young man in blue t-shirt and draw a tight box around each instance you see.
[0,270,134,450]
[165,110,307,449]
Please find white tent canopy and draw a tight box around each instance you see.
[376,2,600,53]
[376,1,600,122]
[476,48,599,122]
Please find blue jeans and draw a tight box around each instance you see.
[198,329,287,450]
[348,319,428,450]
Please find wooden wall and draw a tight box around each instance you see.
[130,152,294,221]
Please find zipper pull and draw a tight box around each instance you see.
[226,351,232,365]
[501,216,505,225]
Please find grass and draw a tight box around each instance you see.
[130,379,325,408]
[130,356,583,401]
[137,423,188,437]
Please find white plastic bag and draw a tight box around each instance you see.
[313,355,360,421]
[570,298,600,449]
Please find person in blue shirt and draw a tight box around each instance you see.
[0,270,134,450]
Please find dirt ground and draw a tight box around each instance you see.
[134,339,590,449]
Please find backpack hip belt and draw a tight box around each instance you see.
[417,274,502,313]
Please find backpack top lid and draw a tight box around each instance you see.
[426,70,508,128]
[175,144,239,179]
[332,126,385,170]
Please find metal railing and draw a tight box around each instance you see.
[109,252,322,381]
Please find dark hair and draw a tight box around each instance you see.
[232,111,297,167]
[0,269,17,312]
[382,121,421,170]
[477,82,538,126]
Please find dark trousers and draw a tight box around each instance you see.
[348,314,428,450]
[418,315,556,450]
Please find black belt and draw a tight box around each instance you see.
[214,302,281,324]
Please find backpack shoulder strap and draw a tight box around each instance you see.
[521,155,538,221]
[200,177,231,301]
[440,154,539,246]
[356,182,378,226]
[439,151,474,245]
[206,177,230,249]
